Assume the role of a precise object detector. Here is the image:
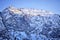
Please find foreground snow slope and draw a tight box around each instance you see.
[0,6,60,40]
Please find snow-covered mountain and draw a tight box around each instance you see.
[0,6,60,40]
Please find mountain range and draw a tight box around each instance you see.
[0,6,60,40]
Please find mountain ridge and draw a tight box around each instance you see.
[2,6,54,16]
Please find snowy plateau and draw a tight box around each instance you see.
[0,7,60,40]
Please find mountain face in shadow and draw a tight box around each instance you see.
[0,6,60,40]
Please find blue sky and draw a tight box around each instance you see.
[0,0,60,14]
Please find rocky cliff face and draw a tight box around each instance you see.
[0,7,60,40]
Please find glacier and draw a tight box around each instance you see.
[0,7,60,40]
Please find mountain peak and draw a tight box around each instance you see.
[3,6,54,16]
[8,6,22,14]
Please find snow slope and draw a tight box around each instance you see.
[0,6,60,40]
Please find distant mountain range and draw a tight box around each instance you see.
[0,6,60,40]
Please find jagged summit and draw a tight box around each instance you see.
[3,6,54,16]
